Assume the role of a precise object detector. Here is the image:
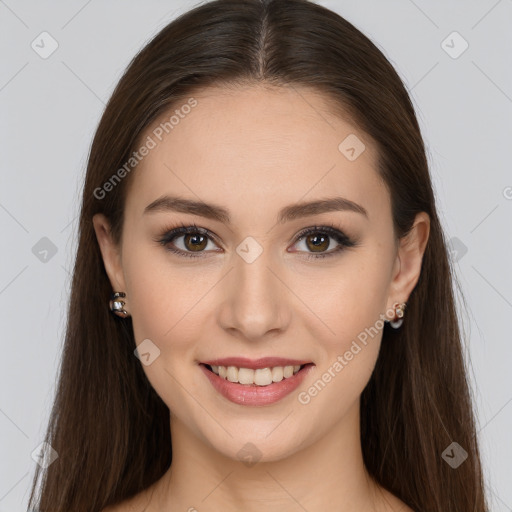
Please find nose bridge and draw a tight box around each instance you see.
[236,241,276,299]
[218,238,288,340]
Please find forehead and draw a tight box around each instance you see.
[127,84,388,224]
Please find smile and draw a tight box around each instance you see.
[207,364,301,385]
[199,358,314,406]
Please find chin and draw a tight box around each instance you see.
[198,420,314,465]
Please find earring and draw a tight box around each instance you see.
[109,291,130,318]
[388,301,407,329]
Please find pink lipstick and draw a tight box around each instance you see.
[199,358,314,406]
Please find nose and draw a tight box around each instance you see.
[217,246,291,343]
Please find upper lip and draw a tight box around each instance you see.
[201,357,312,370]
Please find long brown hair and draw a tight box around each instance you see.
[28,1,488,510]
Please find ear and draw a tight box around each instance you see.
[386,212,430,314]
[92,214,126,292]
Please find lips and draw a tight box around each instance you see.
[199,357,314,406]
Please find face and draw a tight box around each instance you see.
[94,84,427,463]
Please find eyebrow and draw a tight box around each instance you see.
[143,194,368,223]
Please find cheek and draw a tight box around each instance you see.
[121,245,209,414]
[289,253,391,412]
[122,245,223,402]
[123,241,211,340]
[291,254,391,350]
[294,266,388,421]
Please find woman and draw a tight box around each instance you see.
[28,0,488,510]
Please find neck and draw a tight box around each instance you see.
[152,400,385,512]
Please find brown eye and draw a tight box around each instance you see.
[292,225,357,260]
[157,225,220,258]
[304,233,330,252]
[183,233,208,252]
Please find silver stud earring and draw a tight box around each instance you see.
[387,302,407,329]
[109,291,130,318]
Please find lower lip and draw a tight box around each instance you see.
[200,364,314,406]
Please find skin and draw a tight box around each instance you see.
[95,84,429,512]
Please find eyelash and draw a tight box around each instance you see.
[155,222,358,261]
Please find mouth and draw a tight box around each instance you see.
[199,359,315,406]
[201,362,312,386]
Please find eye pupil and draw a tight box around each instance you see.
[306,234,329,252]
[185,233,207,251]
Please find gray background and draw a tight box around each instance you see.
[1,0,511,510]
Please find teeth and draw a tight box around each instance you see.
[208,364,303,386]
[272,366,283,382]
[238,367,254,385]
[254,368,273,386]
[226,366,238,383]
